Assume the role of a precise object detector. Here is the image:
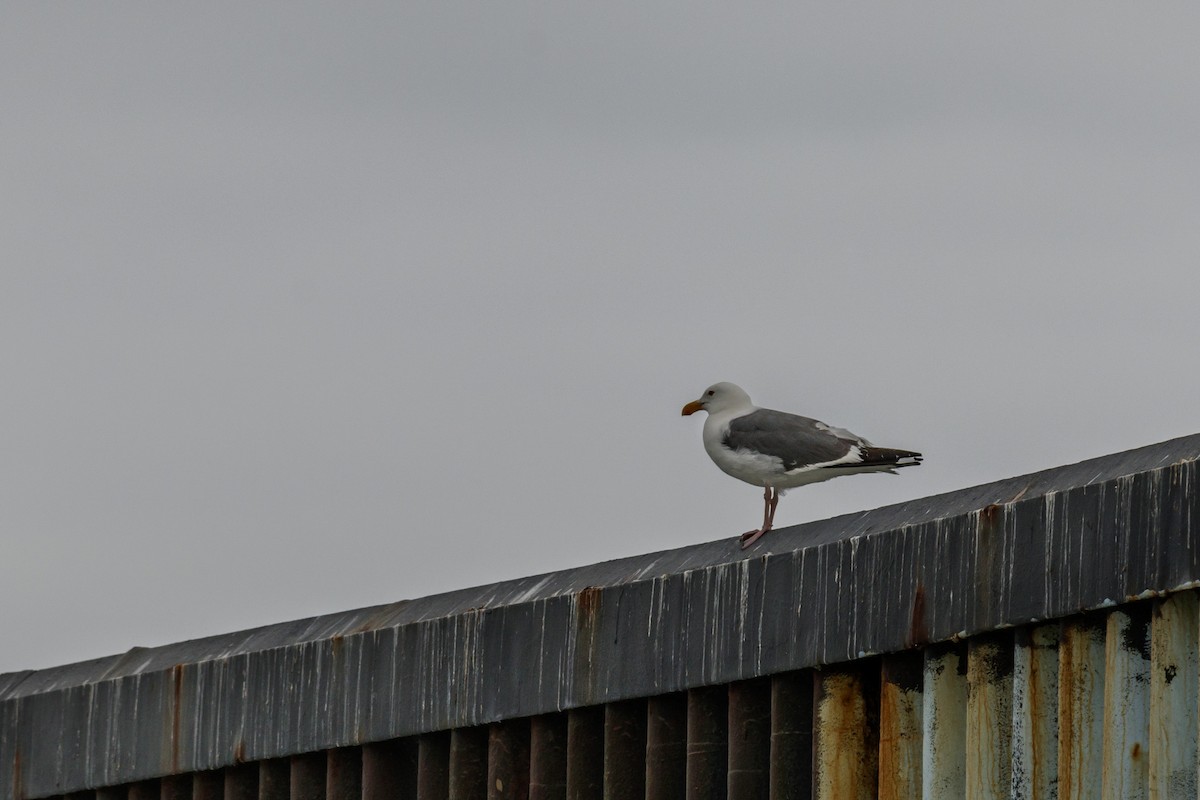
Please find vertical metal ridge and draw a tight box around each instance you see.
[1011,624,1059,800]
[566,707,603,800]
[1149,591,1199,800]
[726,679,769,800]
[1058,616,1106,800]
[417,732,451,800]
[768,673,811,800]
[922,643,967,800]
[362,739,418,800]
[529,715,567,800]
[325,748,361,800]
[487,720,529,800]
[1100,606,1150,800]
[602,701,645,800]
[449,728,487,800]
[812,663,878,800]
[224,765,257,800]
[258,758,289,800]
[878,653,922,800]
[966,633,1014,800]
[645,695,686,800]
[685,687,728,800]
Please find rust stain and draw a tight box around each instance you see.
[573,587,603,703]
[234,739,247,764]
[981,503,1002,524]
[907,583,929,648]
[11,748,22,800]
[1131,742,1141,760]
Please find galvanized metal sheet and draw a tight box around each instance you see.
[922,643,967,800]
[878,653,922,800]
[1058,617,1106,800]
[1148,592,1199,800]
[1100,606,1149,800]
[966,634,1013,800]
[1010,624,1059,800]
[812,665,877,800]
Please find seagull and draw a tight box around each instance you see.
[682,382,922,549]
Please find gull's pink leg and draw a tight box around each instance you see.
[739,487,776,548]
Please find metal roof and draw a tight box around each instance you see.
[4,433,1200,798]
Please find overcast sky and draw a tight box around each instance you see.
[3,4,1199,673]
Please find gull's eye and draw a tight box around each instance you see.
[706,390,715,397]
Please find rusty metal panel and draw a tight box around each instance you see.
[1010,624,1059,800]
[727,679,769,800]
[566,707,603,800]
[645,694,686,800]
[363,739,417,800]
[878,653,922,800]
[326,748,361,800]
[258,759,289,800]
[685,687,728,800]
[602,701,645,800]
[1058,616,1106,800]
[417,733,450,800]
[529,716,566,800]
[768,672,811,800]
[922,643,966,800]
[812,665,877,800]
[7,436,1200,799]
[966,633,1013,800]
[449,729,487,800]
[1149,591,1199,800]
[1100,606,1150,800]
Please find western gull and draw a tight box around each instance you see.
[682,382,922,549]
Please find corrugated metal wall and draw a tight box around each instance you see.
[35,591,1200,800]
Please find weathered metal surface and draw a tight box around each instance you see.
[417,733,450,800]
[191,771,220,800]
[159,775,190,800]
[685,687,728,800]
[223,764,256,800]
[601,701,644,800]
[966,633,1013,800]
[528,716,566,800]
[1148,592,1199,800]
[1010,624,1059,800]
[565,708,602,800]
[812,664,877,800]
[645,694,686,800]
[727,679,769,800]
[258,758,289,800]
[767,673,811,800]
[878,653,922,800]
[487,721,529,800]
[362,739,418,800]
[1100,607,1150,800]
[6,435,1200,798]
[326,748,361,800]
[1058,617,1106,800]
[922,643,966,800]
[448,728,487,800]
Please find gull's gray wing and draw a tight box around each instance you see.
[722,409,854,470]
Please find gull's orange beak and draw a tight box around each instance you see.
[681,400,704,416]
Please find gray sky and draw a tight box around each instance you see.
[3,4,1199,673]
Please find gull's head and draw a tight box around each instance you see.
[681,382,753,416]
